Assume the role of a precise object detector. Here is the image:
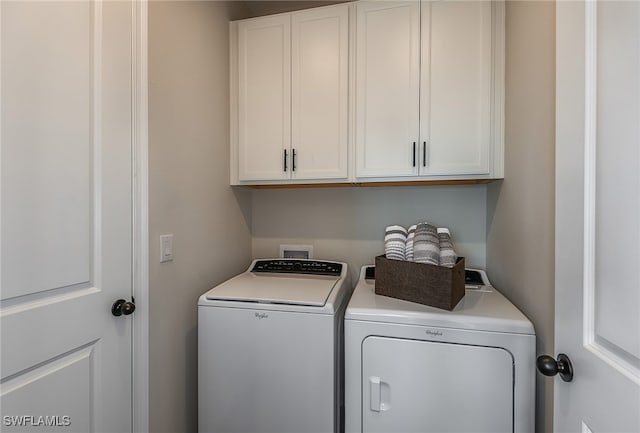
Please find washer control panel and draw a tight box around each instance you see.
[252,259,343,276]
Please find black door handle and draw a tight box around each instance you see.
[283,149,288,172]
[412,142,416,167]
[112,298,136,317]
[292,148,296,172]
[423,141,427,167]
[537,353,573,382]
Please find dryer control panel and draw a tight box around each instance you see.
[252,259,343,276]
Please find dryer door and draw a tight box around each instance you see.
[362,336,513,433]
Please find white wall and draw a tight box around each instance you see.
[252,185,487,283]
[486,2,556,433]
[148,1,252,432]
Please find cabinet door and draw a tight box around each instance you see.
[420,1,492,175]
[237,15,291,181]
[355,1,420,178]
[291,6,349,180]
[362,336,513,433]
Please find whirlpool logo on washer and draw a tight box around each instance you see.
[425,329,443,337]
[254,312,269,320]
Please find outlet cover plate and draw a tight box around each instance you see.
[279,244,313,259]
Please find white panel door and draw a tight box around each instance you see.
[362,336,513,433]
[420,0,491,175]
[237,14,291,181]
[1,2,134,432]
[555,1,640,432]
[355,1,420,178]
[291,5,349,181]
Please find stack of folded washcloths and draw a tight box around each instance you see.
[384,222,457,267]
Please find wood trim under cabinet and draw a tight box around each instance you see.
[244,179,497,189]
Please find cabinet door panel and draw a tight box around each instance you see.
[238,15,290,181]
[356,1,420,178]
[292,6,349,180]
[420,0,492,175]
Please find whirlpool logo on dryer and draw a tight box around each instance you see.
[254,312,269,320]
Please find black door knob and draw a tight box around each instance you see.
[536,353,574,382]
[112,298,136,317]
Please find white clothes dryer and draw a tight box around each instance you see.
[345,266,535,433]
[198,259,351,433]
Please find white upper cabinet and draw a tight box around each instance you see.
[232,4,349,184]
[355,1,421,177]
[237,14,291,181]
[421,1,492,175]
[291,6,349,181]
[231,0,504,186]
[355,0,504,180]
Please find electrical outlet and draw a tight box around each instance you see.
[279,244,313,259]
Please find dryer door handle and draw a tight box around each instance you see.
[369,377,391,412]
[369,376,381,412]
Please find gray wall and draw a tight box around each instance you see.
[252,185,488,283]
[250,2,558,433]
[146,1,556,432]
[148,1,252,432]
[486,2,556,433]
[243,0,350,16]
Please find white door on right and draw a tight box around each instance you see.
[555,2,640,432]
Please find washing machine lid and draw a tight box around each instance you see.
[345,267,534,335]
[205,260,343,307]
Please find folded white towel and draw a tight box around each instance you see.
[384,225,407,261]
[437,227,457,267]
[413,223,440,265]
[405,224,417,261]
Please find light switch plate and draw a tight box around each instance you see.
[160,234,174,263]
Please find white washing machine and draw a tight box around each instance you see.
[345,266,535,433]
[198,259,351,433]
